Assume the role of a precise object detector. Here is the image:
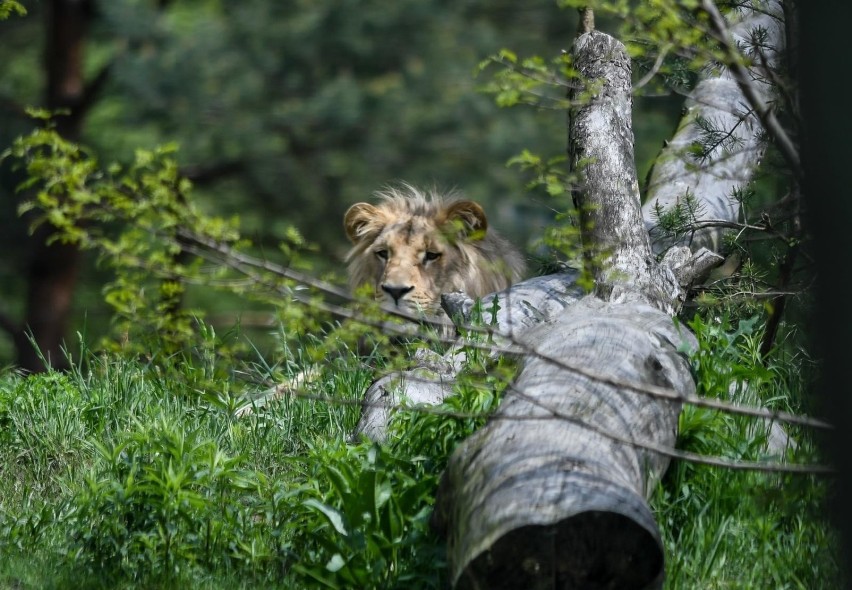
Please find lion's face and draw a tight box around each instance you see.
[347,210,465,315]
[343,186,526,317]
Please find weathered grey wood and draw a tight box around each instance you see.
[442,270,585,341]
[564,30,727,314]
[642,0,785,254]
[431,29,689,589]
[433,298,696,590]
[349,347,457,444]
[568,32,653,299]
[350,271,585,442]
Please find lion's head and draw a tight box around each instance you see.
[343,184,526,316]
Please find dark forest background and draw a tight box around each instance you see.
[0,1,682,370]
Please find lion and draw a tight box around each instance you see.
[343,184,527,318]
[236,184,526,418]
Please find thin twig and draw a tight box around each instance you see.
[633,43,673,91]
[238,375,833,475]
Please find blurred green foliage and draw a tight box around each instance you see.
[0,1,685,365]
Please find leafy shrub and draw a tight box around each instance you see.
[64,416,266,581]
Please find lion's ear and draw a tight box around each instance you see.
[344,202,386,244]
[443,200,488,240]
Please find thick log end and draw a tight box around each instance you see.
[456,510,663,590]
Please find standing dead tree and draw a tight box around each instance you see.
[351,1,795,588]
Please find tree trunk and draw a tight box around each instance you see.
[432,297,693,590]
[16,0,92,372]
[431,30,692,590]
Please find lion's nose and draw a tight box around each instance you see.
[381,284,414,304]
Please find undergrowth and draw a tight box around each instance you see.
[0,311,842,589]
[651,313,842,589]
[0,320,509,589]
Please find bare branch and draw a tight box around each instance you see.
[243,380,832,475]
[633,43,673,91]
[115,225,830,434]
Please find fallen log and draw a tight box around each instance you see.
[348,3,787,588]
[431,29,690,589]
[432,297,695,590]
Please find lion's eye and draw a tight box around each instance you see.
[375,249,389,261]
[424,251,442,263]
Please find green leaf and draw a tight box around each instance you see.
[497,48,517,63]
[291,564,342,590]
[0,0,26,19]
[304,498,349,537]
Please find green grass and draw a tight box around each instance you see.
[653,314,842,589]
[0,314,843,589]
